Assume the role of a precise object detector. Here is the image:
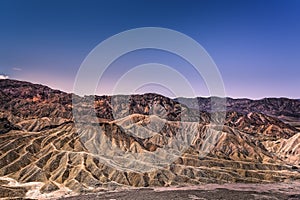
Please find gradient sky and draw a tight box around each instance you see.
[0,0,299,99]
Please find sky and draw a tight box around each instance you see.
[0,0,299,99]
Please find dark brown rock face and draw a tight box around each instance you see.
[0,117,15,134]
[0,79,299,199]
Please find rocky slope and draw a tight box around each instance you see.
[177,96,300,118]
[0,79,299,199]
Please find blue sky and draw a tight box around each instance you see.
[0,0,299,99]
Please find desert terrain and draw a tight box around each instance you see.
[0,79,299,199]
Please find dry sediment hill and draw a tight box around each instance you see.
[0,79,299,199]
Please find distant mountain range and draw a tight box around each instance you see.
[0,79,299,199]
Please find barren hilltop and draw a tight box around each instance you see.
[0,79,299,199]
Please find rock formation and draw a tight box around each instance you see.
[0,79,299,199]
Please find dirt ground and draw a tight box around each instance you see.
[58,189,300,200]
[58,182,300,200]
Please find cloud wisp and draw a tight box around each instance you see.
[0,74,9,79]
[12,67,22,71]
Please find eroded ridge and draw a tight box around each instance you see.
[0,79,299,199]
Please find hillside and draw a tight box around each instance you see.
[0,79,299,199]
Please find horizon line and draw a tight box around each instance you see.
[1,78,299,101]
